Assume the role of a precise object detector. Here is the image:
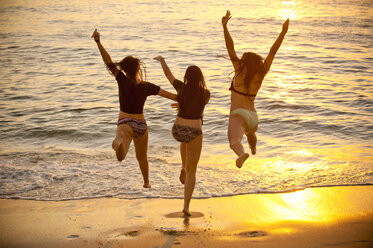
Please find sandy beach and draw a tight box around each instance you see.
[0,0,372,247]
[0,185,372,248]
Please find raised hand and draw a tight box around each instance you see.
[91,29,100,42]
[154,56,175,84]
[282,19,289,33]
[222,10,232,26]
[153,56,165,62]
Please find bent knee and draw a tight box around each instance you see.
[117,155,125,162]
[229,141,240,150]
[229,142,235,150]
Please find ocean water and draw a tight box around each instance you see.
[0,0,372,200]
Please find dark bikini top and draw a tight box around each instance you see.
[229,80,256,97]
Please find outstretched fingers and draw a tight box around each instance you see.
[225,10,231,18]
[222,10,232,25]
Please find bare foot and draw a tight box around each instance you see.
[182,209,191,217]
[236,153,249,168]
[143,183,151,188]
[112,136,123,151]
[179,169,186,185]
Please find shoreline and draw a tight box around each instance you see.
[1,185,373,248]
[3,183,373,202]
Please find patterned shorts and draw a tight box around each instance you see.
[172,124,202,143]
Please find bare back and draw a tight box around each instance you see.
[230,70,263,112]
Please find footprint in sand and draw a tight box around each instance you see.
[165,211,204,218]
[66,234,80,239]
[173,237,181,244]
[124,230,138,237]
[104,228,140,240]
[156,227,198,237]
[237,231,268,237]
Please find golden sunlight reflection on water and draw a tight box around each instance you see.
[0,0,371,200]
[278,1,299,20]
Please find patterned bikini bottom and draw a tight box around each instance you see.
[172,124,202,143]
[117,118,147,138]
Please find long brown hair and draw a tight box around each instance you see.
[179,65,207,112]
[116,56,146,83]
[236,52,266,91]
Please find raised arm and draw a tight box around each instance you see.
[153,56,176,85]
[264,19,289,72]
[222,10,239,70]
[91,29,118,77]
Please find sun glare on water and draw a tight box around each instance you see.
[278,1,299,20]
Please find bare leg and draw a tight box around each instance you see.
[228,116,249,168]
[133,130,151,188]
[246,124,258,155]
[112,124,133,161]
[179,142,187,184]
[183,134,202,216]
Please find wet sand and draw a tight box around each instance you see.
[0,185,372,248]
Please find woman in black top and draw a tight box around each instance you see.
[92,29,176,188]
[154,56,210,216]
